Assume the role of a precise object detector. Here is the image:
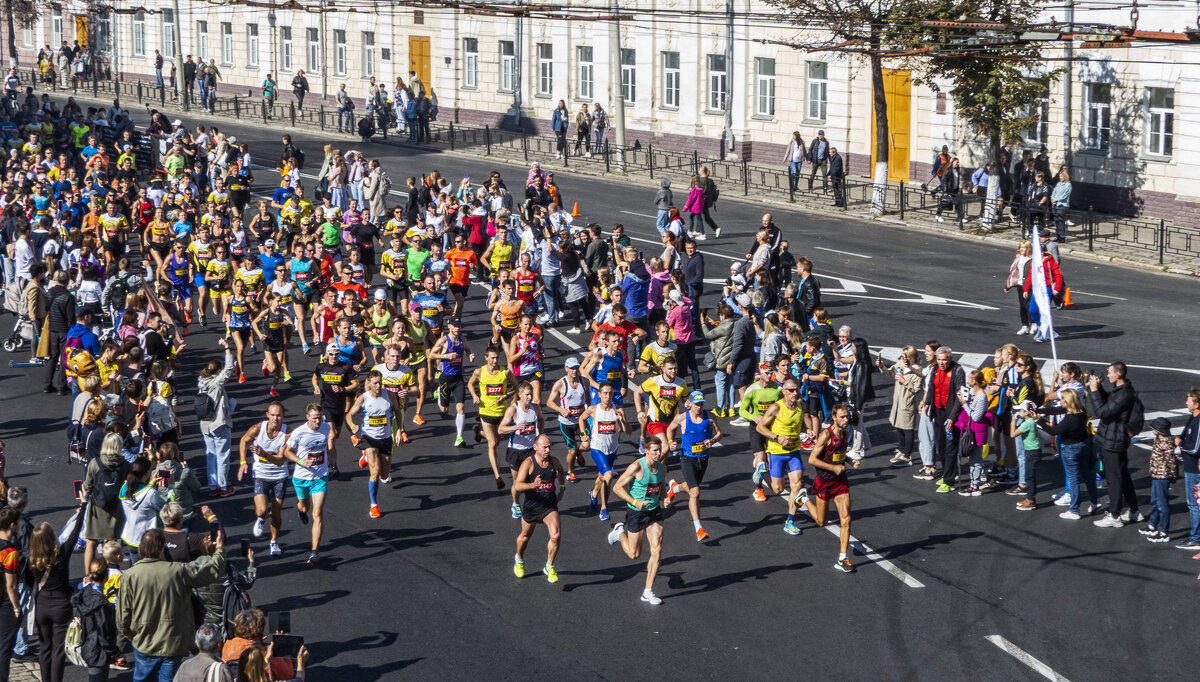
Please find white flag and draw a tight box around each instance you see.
[1028,225,1056,343]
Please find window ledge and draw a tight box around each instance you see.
[751,114,775,122]
[801,118,826,127]
[461,86,478,92]
[1141,153,1173,164]
[702,109,726,116]
[533,93,552,100]
[659,105,679,112]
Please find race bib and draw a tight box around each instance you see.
[645,484,662,498]
[367,416,387,426]
[486,385,504,395]
[535,480,555,493]
[831,451,844,463]
[567,405,584,417]
[660,387,676,398]
[691,442,707,454]
[269,322,282,329]
[607,370,621,380]
[322,373,343,383]
[518,424,536,435]
[597,421,617,434]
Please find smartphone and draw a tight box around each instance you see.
[209,520,221,542]
[277,611,291,635]
[73,480,83,498]
[272,634,303,659]
[240,538,250,558]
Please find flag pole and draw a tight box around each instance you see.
[1030,224,1060,375]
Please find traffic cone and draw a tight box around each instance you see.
[1063,287,1073,306]
[571,202,581,217]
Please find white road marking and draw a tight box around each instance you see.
[1069,290,1127,301]
[814,246,872,259]
[985,635,1071,682]
[619,210,658,219]
[874,346,1200,379]
[844,535,926,588]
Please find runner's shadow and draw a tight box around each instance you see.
[705,515,777,543]
[410,451,479,465]
[852,499,929,521]
[662,561,811,597]
[869,530,985,560]
[305,659,424,682]
[410,490,507,509]
[560,553,702,592]
[250,589,353,613]
[1053,325,1122,341]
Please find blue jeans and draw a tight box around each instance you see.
[203,425,231,489]
[1148,478,1171,533]
[788,161,803,188]
[688,212,702,235]
[12,582,30,655]
[198,86,209,108]
[349,180,363,205]
[338,108,353,131]
[1014,431,1027,484]
[593,128,605,154]
[331,187,348,213]
[917,412,936,468]
[1,254,14,287]
[541,274,561,324]
[1186,471,1200,542]
[132,649,182,682]
[155,68,163,88]
[655,209,669,236]
[713,370,735,411]
[1059,440,1099,514]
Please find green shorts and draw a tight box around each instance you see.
[291,475,329,500]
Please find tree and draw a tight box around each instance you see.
[891,0,1061,228]
[765,0,906,215]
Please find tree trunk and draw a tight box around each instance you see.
[981,134,1002,230]
[870,54,889,215]
[4,0,17,67]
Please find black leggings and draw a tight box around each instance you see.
[0,605,17,682]
[676,341,701,388]
[36,593,72,682]
[895,427,915,457]
[1016,287,1031,326]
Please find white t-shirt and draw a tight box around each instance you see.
[120,484,166,546]
[286,422,331,480]
[14,238,35,279]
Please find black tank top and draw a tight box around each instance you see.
[265,309,288,344]
[523,455,558,510]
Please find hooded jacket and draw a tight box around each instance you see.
[654,179,673,210]
[1084,380,1136,449]
[199,350,237,435]
[117,550,227,658]
[70,583,121,667]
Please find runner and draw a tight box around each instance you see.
[498,381,544,519]
[224,279,258,384]
[666,391,722,541]
[311,341,360,481]
[468,346,516,489]
[188,226,216,325]
[797,404,858,573]
[756,377,809,536]
[637,321,677,375]
[289,241,318,353]
[237,402,288,556]
[633,357,687,455]
[545,356,588,481]
[429,317,474,445]
[506,314,544,402]
[606,439,671,606]
[373,342,415,445]
[402,304,432,425]
[512,434,566,583]
[205,242,234,329]
[252,292,293,397]
[738,362,783,502]
[346,370,404,518]
[280,403,333,565]
[579,382,630,521]
[158,241,196,322]
[582,330,631,407]
[445,234,478,318]
[492,279,524,345]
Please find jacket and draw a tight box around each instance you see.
[1084,381,1136,449]
[198,350,236,435]
[291,74,309,93]
[70,583,120,667]
[682,186,705,215]
[942,167,961,194]
[794,276,821,330]
[828,153,845,178]
[116,550,227,658]
[807,137,829,163]
[1022,254,1063,294]
[1051,181,1071,208]
[46,284,76,333]
[175,652,233,682]
[23,279,45,321]
[882,366,923,430]
[364,168,388,219]
[195,561,256,627]
[703,318,735,367]
[783,138,806,164]
[923,362,967,419]
[654,179,673,210]
[846,360,876,411]
[682,251,704,290]
[551,108,568,133]
[728,315,757,364]
[932,152,950,178]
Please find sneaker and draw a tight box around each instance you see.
[306,551,319,566]
[695,527,709,542]
[783,520,801,536]
[713,227,722,238]
[912,468,937,480]
[413,414,426,426]
[200,313,207,327]
[496,476,506,490]
[958,487,981,497]
[834,558,856,573]
[640,590,663,606]
[511,503,522,519]
[513,560,525,579]
[936,217,945,223]
[666,479,679,503]
[1058,511,1081,520]
[1053,493,1072,507]
[752,462,767,486]
[1086,503,1101,514]
[1176,540,1200,550]
[400,432,411,444]
[1138,525,1159,536]
[1147,531,1170,543]
[474,425,484,443]
[730,417,749,426]
[262,359,270,377]
[800,435,816,450]
[599,508,610,521]
[752,487,768,502]
[567,327,581,334]
[269,387,280,398]
[978,480,996,491]
[607,522,625,545]
[219,487,235,498]
[1006,485,1028,496]
[1015,499,1036,510]
[369,505,382,518]
[792,487,809,507]
[568,471,577,483]
[298,509,309,525]
[544,565,558,583]
[588,491,599,513]
[1016,325,1029,335]
[694,233,707,241]
[238,373,247,384]
[1093,514,1124,528]
[935,483,952,494]
[454,436,465,447]
[1120,510,1145,523]
[253,518,265,538]
[283,371,292,382]
[358,452,369,469]
[890,456,913,468]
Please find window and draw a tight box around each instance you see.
[197,21,208,62]
[247,24,259,67]
[362,32,375,77]
[577,46,593,100]
[20,24,31,49]
[1022,90,1049,144]
[307,28,320,73]
[806,61,827,121]
[707,54,727,111]
[621,49,636,104]
[500,41,515,91]
[96,14,111,53]
[464,38,478,88]
[132,12,145,57]
[1146,88,1174,157]
[221,23,233,65]
[334,30,347,76]
[935,92,947,115]
[51,16,62,49]
[1085,83,1111,151]
[756,58,775,116]
[537,43,553,95]
[280,26,292,71]
[662,52,680,108]
[414,10,424,24]
[162,9,176,58]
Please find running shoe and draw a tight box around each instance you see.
[306,551,319,566]
[666,479,679,503]
[219,487,235,498]
[474,425,483,443]
[800,435,816,450]
[400,432,410,444]
[588,491,598,513]
[511,503,522,519]
[369,505,382,518]
[792,487,809,507]
[269,542,282,556]
[1138,525,1159,536]
[358,453,368,469]
[269,387,280,398]
[890,456,912,468]
[958,487,981,497]
[1015,499,1036,510]
[1058,511,1081,520]
[496,476,506,490]
[413,414,426,426]
[1093,514,1124,528]
[380,472,392,484]
[283,371,292,382]
[302,343,310,355]
[262,359,270,377]
[834,558,856,573]
[513,560,525,578]
[298,509,309,525]
[783,520,801,536]
[568,471,577,483]
[912,467,937,480]
[599,508,610,522]
[1120,510,1146,523]
[433,386,441,404]
[729,417,749,426]
[238,372,247,384]
[695,527,709,542]
[640,590,663,606]
[607,523,625,545]
[253,518,265,538]
[752,488,767,502]
[544,565,559,583]
[1147,531,1170,543]
[454,436,465,447]
[200,313,207,327]
[752,462,767,486]
[935,483,952,494]
[350,435,361,447]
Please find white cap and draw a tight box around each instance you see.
[736,293,752,308]
[374,288,387,301]
[667,289,683,305]
[172,119,182,126]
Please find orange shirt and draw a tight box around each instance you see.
[445,247,478,287]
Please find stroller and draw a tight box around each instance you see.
[2,285,44,366]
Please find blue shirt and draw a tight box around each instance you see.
[258,253,283,283]
[971,168,989,188]
[621,272,649,319]
[66,323,101,356]
[412,291,447,332]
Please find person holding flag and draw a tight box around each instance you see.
[1022,226,1063,345]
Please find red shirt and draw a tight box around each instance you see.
[332,281,367,305]
[446,247,478,287]
[594,320,640,355]
[514,270,539,305]
[933,366,951,409]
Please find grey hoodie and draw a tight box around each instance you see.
[654,178,673,210]
[199,350,236,435]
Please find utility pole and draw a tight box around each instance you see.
[1062,0,1073,169]
[320,0,327,99]
[173,0,186,109]
[608,0,625,171]
[724,0,733,152]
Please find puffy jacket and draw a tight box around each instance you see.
[198,351,236,435]
[70,583,120,667]
[1084,381,1136,449]
[703,318,735,367]
[654,179,673,210]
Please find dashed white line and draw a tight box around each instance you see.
[814,246,872,259]
[985,635,1071,681]
[1068,290,1127,301]
[619,210,658,219]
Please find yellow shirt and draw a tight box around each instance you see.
[766,400,804,455]
[478,367,510,418]
[640,376,687,423]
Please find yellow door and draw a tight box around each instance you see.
[871,69,911,183]
[408,37,431,91]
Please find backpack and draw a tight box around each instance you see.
[193,385,217,422]
[294,147,306,170]
[705,181,719,205]
[221,567,252,638]
[1126,394,1146,436]
[65,616,86,666]
[380,172,392,196]
[90,464,122,511]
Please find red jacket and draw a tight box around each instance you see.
[1023,254,1063,294]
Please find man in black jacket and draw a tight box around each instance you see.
[792,256,821,332]
[726,293,758,395]
[1085,362,1141,527]
[6,486,35,663]
[182,56,196,107]
[923,347,966,491]
[828,147,846,207]
[807,130,830,191]
[43,271,75,394]
[292,69,310,109]
[404,176,420,225]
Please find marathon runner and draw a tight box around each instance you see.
[311,341,360,481]
[579,382,630,522]
[634,357,687,455]
[158,241,196,323]
[469,346,515,490]
[237,402,289,556]
[666,391,722,542]
[281,403,333,566]
[582,330,632,407]
[756,377,810,536]
[545,356,588,481]
[402,303,433,426]
[346,370,403,518]
[373,342,416,445]
[252,292,293,398]
[445,234,478,318]
[607,439,671,606]
[512,435,566,583]
[507,314,544,402]
[224,278,258,384]
[798,404,858,573]
[738,362,783,502]
[498,381,544,519]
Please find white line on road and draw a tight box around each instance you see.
[844,535,925,588]
[814,246,872,259]
[619,210,658,219]
[985,635,1071,682]
[1068,290,1127,301]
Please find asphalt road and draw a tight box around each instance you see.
[2,103,1197,681]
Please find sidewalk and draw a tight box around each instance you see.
[9,660,39,681]
[58,70,1199,279]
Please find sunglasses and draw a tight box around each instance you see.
[783,387,799,393]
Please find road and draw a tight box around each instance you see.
[1,104,1196,680]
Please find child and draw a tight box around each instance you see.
[100,540,124,602]
[1143,417,1177,542]
[69,559,123,680]
[777,240,796,286]
[1010,402,1043,510]
[681,175,705,237]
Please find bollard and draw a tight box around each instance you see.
[648,145,654,179]
[160,84,166,105]
[290,103,296,127]
[522,135,528,163]
[319,105,324,130]
[449,122,455,151]
[1087,205,1094,251]
[485,125,492,155]
[743,159,749,196]
[898,181,905,220]
[1159,218,1166,264]
[233,97,240,119]
[605,142,611,173]
[692,150,699,176]
[137,81,143,103]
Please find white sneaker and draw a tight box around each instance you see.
[607,523,625,545]
[1066,219,1076,226]
[640,589,663,606]
[1053,494,1072,507]
[1016,325,1029,335]
[694,233,707,241]
[936,217,944,223]
[269,541,282,556]
[1086,503,1101,514]
[730,417,749,427]
[253,518,265,538]
[1120,510,1145,523]
[1058,511,1081,520]
[566,327,581,334]
[1093,514,1124,528]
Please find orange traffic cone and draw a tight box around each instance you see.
[1062,287,1073,306]
[571,202,581,217]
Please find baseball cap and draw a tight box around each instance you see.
[447,317,462,326]
[264,239,276,247]
[818,129,825,135]
[736,293,752,308]
[374,288,386,301]
[325,341,339,354]
[172,119,182,126]
[667,290,683,305]
[688,390,705,403]
[564,357,581,369]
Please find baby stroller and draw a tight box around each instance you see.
[2,285,44,366]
